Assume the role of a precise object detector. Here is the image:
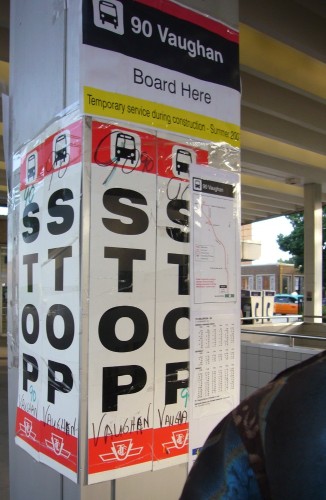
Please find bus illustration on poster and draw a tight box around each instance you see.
[26,151,37,184]
[53,130,71,169]
[94,0,124,35]
[173,146,193,179]
[111,129,140,166]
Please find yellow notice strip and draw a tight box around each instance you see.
[84,87,240,147]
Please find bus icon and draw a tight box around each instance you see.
[93,0,124,35]
[174,148,193,177]
[193,178,202,191]
[115,132,137,164]
[26,152,37,183]
[99,1,118,28]
[55,134,67,165]
[52,131,70,169]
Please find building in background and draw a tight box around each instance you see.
[241,262,304,294]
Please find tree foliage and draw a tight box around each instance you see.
[277,209,326,286]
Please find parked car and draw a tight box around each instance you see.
[274,294,299,315]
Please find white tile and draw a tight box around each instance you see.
[259,355,273,373]
[273,348,286,358]
[286,351,303,361]
[247,346,259,355]
[301,353,316,361]
[272,357,286,375]
[259,346,273,357]
[259,371,273,387]
[247,369,259,387]
[246,386,257,398]
[247,353,259,371]
[286,358,300,369]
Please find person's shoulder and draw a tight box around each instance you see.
[233,350,326,425]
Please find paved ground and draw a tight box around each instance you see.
[0,335,9,500]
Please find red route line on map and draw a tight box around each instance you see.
[199,200,229,291]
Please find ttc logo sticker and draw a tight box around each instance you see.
[19,417,37,441]
[93,0,124,35]
[99,438,143,463]
[45,433,71,459]
[163,429,188,454]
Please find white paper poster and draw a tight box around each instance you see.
[152,135,208,469]
[87,121,157,482]
[81,0,240,144]
[189,165,241,464]
[192,172,237,304]
[15,118,82,482]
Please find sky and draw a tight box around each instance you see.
[252,216,293,264]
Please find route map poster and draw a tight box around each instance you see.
[192,171,237,304]
[15,118,82,482]
[188,164,241,464]
[81,0,240,145]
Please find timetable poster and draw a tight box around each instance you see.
[188,164,241,465]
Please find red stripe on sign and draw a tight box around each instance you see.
[40,422,78,473]
[20,119,83,191]
[153,423,189,461]
[157,137,209,179]
[135,0,239,42]
[88,428,153,475]
[16,407,41,452]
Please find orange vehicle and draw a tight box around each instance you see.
[273,294,299,315]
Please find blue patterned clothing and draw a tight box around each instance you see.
[180,350,326,499]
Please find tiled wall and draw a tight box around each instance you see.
[240,342,320,400]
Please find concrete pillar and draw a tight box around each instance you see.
[304,183,323,322]
[8,1,239,500]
